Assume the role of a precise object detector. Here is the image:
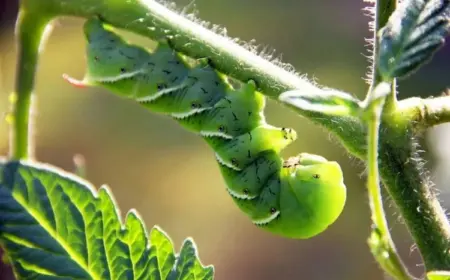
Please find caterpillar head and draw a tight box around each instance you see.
[256,154,346,239]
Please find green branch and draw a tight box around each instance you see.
[396,96,450,130]
[364,83,411,280]
[17,0,450,273]
[378,124,450,271]
[363,0,412,278]
[9,8,52,159]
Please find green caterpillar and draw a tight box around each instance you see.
[64,18,347,239]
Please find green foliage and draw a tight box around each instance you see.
[378,0,450,80]
[0,158,213,279]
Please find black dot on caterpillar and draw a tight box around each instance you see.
[120,68,126,73]
[157,83,167,90]
[281,127,289,140]
[191,102,200,108]
[270,207,277,214]
[313,174,320,179]
[218,125,226,132]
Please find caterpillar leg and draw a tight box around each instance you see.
[231,174,283,225]
[219,151,282,200]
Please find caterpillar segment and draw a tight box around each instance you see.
[64,18,347,239]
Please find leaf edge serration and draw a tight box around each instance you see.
[0,156,214,280]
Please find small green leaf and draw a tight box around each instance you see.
[428,271,450,280]
[0,158,213,280]
[378,0,450,80]
[167,239,214,280]
[279,88,362,117]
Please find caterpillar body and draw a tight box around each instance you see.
[64,18,347,239]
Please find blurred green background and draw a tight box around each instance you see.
[1,0,449,279]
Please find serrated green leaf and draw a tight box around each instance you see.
[167,239,214,280]
[279,88,362,117]
[428,271,450,280]
[378,0,450,80]
[0,158,213,280]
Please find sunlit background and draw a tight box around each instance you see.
[1,0,450,279]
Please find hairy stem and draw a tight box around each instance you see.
[9,8,52,159]
[395,96,450,130]
[378,123,450,272]
[20,0,450,271]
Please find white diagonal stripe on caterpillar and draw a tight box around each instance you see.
[199,131,233,139]
[225,187,257,200]
[252,210,280,225]
[215,153,241,171]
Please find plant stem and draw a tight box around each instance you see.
[20,0,450,271]
[378,128,450,271]
[395,96,450,130]
[364,0,411,277]
[9,8,52,159]
[364,84,411,280]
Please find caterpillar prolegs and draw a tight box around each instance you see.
[64,18,347,239]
